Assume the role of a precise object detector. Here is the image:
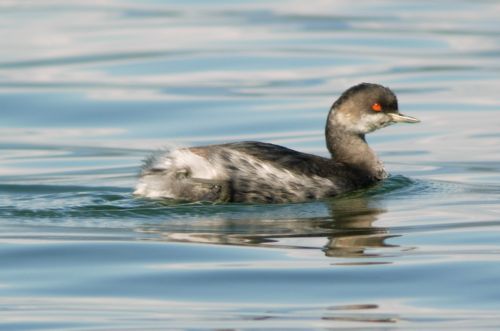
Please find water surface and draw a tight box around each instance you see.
[1,0,500,329]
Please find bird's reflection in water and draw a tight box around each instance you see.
[322,195,397,258]
[138,193,400,259]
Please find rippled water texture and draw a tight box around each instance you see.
[1,0,500,329]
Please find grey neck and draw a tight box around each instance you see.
[325,124,386,180]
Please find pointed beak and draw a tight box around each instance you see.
[388,112,420,124]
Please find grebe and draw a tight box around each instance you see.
[134,83,419,203]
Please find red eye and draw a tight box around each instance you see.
[371,103,382,112]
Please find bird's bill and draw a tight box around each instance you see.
[388,112,420,123]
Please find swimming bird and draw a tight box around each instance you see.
[134,83,419,203]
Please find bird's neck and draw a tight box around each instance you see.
[326,124,386,180]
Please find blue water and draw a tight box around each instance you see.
[1,1,500,329]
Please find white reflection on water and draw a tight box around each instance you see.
[0,296,405,329]
[2,285,500,329]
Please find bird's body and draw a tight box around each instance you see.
[134,83,419,203]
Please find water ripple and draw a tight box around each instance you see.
[2,0,500,329]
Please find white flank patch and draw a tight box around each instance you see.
[133,179,165,198]
[171,149,226,179]
[134,148,226,199]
